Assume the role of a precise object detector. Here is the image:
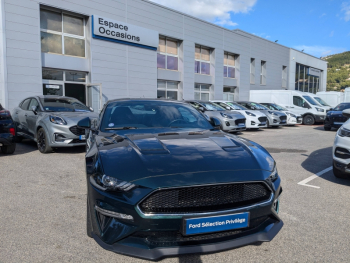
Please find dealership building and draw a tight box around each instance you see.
[0,0,328,111]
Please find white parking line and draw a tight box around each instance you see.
[297,166,333,189]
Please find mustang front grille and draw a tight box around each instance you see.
[139,182,271,214]
[69,125,85,136]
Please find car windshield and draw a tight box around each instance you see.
[248,102,268,110]
[333,103,350,111]
[39,98,91,112]
[302,96,318,106]
[313,97,330,106]
[226,102,247,110]
[201,102,225,111]
[100,101,213,131]
[270,104,287,111]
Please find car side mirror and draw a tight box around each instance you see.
[77,117,91,129]
[226,106,231,110]
[342,109,350,118]
[210,117,221,129]
[31,105,38,115]
[198,106,205,112]
[89,107,94,112]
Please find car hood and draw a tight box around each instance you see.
[327,111,344,117]
[259,110,286,116]
[50,111,99,122]
[96,130,274,189]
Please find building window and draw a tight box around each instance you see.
[40,9,85,57]
[195,45,210,75]
[223,52,236,78]
[194,84,210,100]
[42,68,87,103]
[250,58,255,84]
[223,87,235,101]
[260,61,266,85]
[295,63,320,93]
[157,80,178,100]
[157,37,179,71]
[282,66,287,88]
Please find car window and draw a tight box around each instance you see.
[314,97,330,107]
[201,102,225,111]
[302,96,318,106]
[20,99,31,110]
[100,101,213,131]
[39,97,91,112]
[249,102,268,110]
[333,103,350,111]
[29,99,40,110]
[263,104,275,110]
[293,96,309,108]
[226,102,246,110]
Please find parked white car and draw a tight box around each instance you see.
[333,109,350,179]
[250,90,327,125]
[260,103,302,125]
[211,100,268,129]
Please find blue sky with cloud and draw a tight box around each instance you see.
[150,0,350,57]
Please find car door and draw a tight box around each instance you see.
[26,98,40,138]
[14,98,31,137]
[292,96,310,115]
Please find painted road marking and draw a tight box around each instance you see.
[297,166,333,189]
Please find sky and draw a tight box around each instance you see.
[150,0,350,58]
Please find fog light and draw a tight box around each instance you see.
[95,205,134,221]
[225,121,230,126]
[251,121,256,125]
[54,133,66,142]
[273,119,278,123]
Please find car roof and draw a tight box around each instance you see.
[106,98,187,104]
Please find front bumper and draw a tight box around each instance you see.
[221,119,246,132]
[314,114,326,122]
[0,133,15,146]
[286,116,302,125]
[88,179,283,260]
[324,116,346,129]
[333,133,350,170]
[246,116,267,129]
[45,124,86,147]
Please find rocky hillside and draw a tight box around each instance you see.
[322,51,350,91]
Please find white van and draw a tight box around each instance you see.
[250,90,327,125]
[305,92,332,110]
[316,91,344,108]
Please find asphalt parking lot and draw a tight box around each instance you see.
[1,125,350,263]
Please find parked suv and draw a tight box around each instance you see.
[186,100,246,132]
[324,103,350,131]
[0,104,16,154]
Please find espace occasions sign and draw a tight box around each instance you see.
[92,15,158,50]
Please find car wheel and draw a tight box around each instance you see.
[333,164,349,179]
[1,143,16,154]
[15,136,23,143]
[37,128,52,154]
[303,115,315,125]
[266,120,270,128]
[324,126,331,131]
[87,197,93,238]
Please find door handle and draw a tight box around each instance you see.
[25,114,28,117]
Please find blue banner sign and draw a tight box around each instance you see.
[184,212,249,235]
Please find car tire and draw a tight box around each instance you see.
[333,164,349,179]
[1,143,16,154]
[15,136,23,143]
[37,128,52,154]
[87,197,93,238]
[324,126,331,131]
[266,120,270,128]
[303,115,315,125]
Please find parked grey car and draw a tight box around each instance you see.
[12,96,98,153]
[236,101,287,127]
[186,100,246,132]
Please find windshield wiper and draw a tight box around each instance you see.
[105,127,138,130]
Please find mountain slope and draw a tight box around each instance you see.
[322,51,350,91]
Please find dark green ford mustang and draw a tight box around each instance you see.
[79,99,283,261]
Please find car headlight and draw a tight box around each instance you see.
[245,111,256,117]
[92,174,137,192]
[316,107,325,112]
[289,113,296,118]
[269,165,278,182]
[338,126,350,137]
[220,112,233,119]
[268,111,278,116]
[49,115,67,125]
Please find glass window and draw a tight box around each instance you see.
[250,58,255,84]
[282,66,287,88]
[157,37,179,71]
[293,96,308,108]
[157,80,179,100]
[260,61,266,85]
[20,99,31,110]
[63,14,84,36]
[43,84,63,96]
[195,45,211,75]
[194,84,211,100]
[39,97,90,112]
[224,52,237,79]
[41,32,62,54]
[314,97,330,106]
[40,10,62,32]
[29,99,40,110]
[303,96,318,105]
[40,9,85,57]
[295,64,299,90]
[42,69,63,80]
[66,71,86,82]
[334,103,350,111]
[223,86,235,101]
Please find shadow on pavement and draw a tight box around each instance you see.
[301,146,350,186]
[0,139,37,157]
[313,126,338,132]
[178,254,203,263]
[53,146,85,154]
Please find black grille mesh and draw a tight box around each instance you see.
[280,116,287,121]
[258,117,267,122]
[69,125,85,136]
[235,119,246,125]
[139,183,271,214]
